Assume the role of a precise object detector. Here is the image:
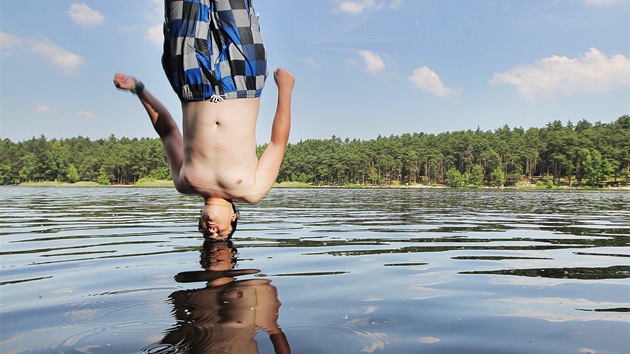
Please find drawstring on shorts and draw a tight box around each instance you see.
[210,94,225,103]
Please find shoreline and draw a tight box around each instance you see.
[9,180,630,190]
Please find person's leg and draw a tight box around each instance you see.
[136,89,185,191]
[113,73,185,190]
[269,68,295,146]
[162,0,217,101]
[162,0,267,101]
[213,0,267,99]
[246,68,294,203]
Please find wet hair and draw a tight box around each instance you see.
[198,201,239,239]
[200,239,238,269]
[227,201,238,238]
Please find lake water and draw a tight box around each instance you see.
[1,186,629,354]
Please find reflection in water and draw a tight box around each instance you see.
[460,265,630,280]
[489,297,629,322]
[144,241,291,354]
[1,187,629,353]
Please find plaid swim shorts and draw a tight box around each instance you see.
[162,0,267,102]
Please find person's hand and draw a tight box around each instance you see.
[113,73,138,91]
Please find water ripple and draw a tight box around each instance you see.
[1,187,629,353]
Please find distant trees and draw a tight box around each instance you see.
[1,116,628,187]
[1,135,168,185]
[445,168,463,187]
[276,115,629,188]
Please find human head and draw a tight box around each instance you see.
[198,199,238,240]
[200,240,238,271]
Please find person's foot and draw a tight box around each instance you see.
[274,68,295,94]
[113,73,140,91]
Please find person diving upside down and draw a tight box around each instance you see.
[114,0,295,240]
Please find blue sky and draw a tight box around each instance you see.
[1,0,628,144]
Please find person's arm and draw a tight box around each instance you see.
[269,331,291,354]
[246,69,295,203]
[251,281,292,354]
[113,73,189,193]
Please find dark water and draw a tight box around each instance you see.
[1,186,629,354]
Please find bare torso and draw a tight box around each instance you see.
[177,98,260,201]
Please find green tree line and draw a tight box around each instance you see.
[0,135,170,185]
[2,116,629,187]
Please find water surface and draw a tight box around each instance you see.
[1,187,629,353]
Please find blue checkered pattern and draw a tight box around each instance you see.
[162,0,267,101]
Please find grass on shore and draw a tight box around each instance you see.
[18,181,99,187]
[15,179,629,189]
[273,181,313,188]
[18,179,174,188]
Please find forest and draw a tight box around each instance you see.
[1,115,629,188]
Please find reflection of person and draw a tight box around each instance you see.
[114,0,295,240]
[150,240,291,353]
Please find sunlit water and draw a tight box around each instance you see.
[1,186,629,354]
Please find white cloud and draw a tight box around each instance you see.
[354,331,389,353]
[77,111,95,119]
[27,38,85,73]
[389,0,404,10]
[489,47,630,99]
[0,32,24,49]
[36,104,56,114]
[1,34,84,73]
[417,337,441,344]
[148,0,163,16]
[354,51,456,97]
[68,3,104,27]
[334,0,377,15]
[298,56,321,68]
[408,67,456,97]
[358,50,385,75]
[583,0,624,6]
[142,0,164,46]
[332,0,402,15]
[145,24,163,46]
